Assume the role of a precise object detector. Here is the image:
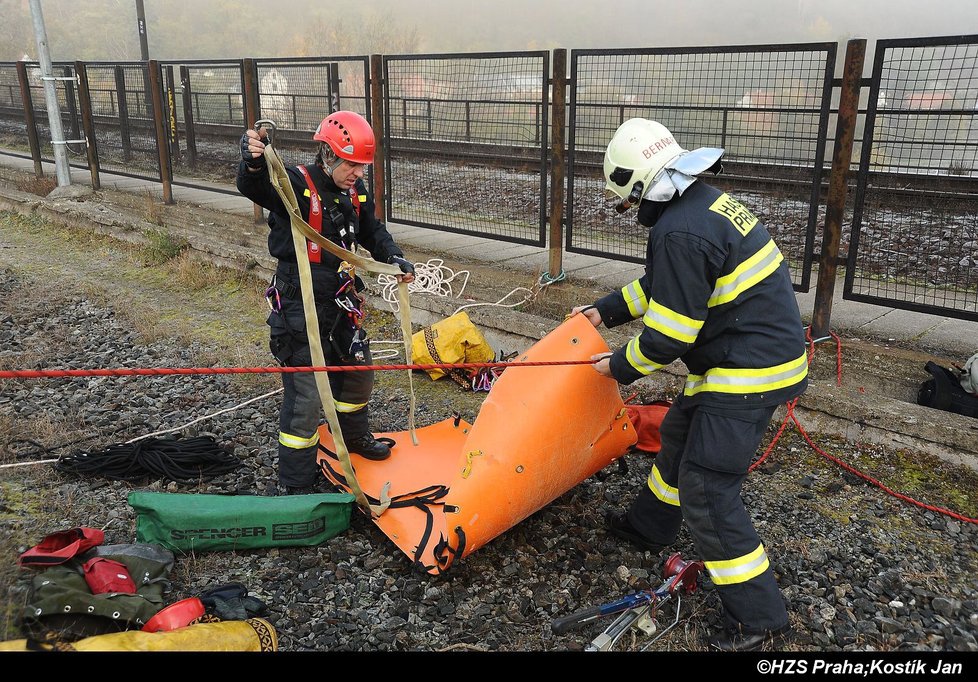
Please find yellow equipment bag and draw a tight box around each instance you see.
[411,311,495,386]
[0,617,277,651]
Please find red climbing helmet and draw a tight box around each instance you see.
[313,110,375,164]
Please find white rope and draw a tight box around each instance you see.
[125,388,284,443]
[0,388,285,470]
[377,258,470,312]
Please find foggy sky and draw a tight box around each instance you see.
[5,0,977,62]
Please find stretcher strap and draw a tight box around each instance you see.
[264,143,417,516]
[317,447,462,573]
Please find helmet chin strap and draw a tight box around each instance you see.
[614,181,644,214]
[317,144,344,177]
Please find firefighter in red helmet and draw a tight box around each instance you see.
[237,111,415,495]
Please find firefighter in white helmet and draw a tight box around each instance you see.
[573,118,808,651]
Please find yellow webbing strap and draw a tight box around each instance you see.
[263,142,418,517]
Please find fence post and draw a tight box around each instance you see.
[242,58,263,224]
[370,54,386,222]
[811,38,866,339]
[180,65,197,169]
[147,59,173,204]
[62,64,81,143]
[547,48,567,282]
[164,64,180,163]
[328,62,341,112]
[114,65,132,162]
[15,61,44,177]
[74,61,100,190]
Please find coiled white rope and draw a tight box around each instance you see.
[377,258,471,312]
[373,258,560,360]
[377,257,543,317]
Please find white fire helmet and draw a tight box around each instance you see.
[603,118,685,202]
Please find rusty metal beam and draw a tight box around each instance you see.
[811,38,866,338]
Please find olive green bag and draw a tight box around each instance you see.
[128,491,355,553]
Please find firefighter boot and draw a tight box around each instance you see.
[337,408,391,461]
[707,624,792,652]
[347,434,391,461]
[606,511,666,553]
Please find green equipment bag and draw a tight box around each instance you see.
[128,491,355,553]
[20,543,174,642]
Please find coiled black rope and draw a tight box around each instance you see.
[54,436,241,483]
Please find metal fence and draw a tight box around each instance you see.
[382,51,550,246]
[1,35,976,323]
[566,43,837,292]
[846,35,978,321]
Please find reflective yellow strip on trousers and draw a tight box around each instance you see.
[705,544,770,586]
[264,141,417,517]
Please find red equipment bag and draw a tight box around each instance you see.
[625,401,671,454]
[82,557,137,595]
[18,527,105,567]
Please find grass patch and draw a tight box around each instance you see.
[14,175,57,197]
[143,228,190,265]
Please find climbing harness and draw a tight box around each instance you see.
[260,122,414,517]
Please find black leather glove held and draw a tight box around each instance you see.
[240,132,265,169]
[388,255,415,276]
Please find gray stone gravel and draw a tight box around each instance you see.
[1,266,977,653]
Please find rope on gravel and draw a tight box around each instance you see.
[54,435,241,483]
[0,389,284,471]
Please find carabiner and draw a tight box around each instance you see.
[253,119,277,145]
[264,286,281,313]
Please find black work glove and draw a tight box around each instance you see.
[240,132,265,169]
[388,255,415,276]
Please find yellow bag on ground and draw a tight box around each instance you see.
[0,617,277,651]
[411,311,495,385]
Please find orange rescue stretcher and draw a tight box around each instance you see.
[317,314,638,574]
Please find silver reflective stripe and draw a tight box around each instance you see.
[626,337,665,376]
[622,280,649,318]
[705,544,770,585]
[647,464,679,506]
[709,240,783,307]
[279,430,320,449]
[684,353,808,396]
[642,300,703,344]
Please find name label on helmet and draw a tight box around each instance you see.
[709,193,758,236]
[642,136,677,159]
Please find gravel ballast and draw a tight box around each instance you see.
[1,225,977,655]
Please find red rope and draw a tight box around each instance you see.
[756,329,978,525]
[0,359,597,380]
[786,402,978,525]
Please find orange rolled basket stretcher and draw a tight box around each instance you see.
[317,313,638,575]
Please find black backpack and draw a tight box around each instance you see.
[917,361,978,418]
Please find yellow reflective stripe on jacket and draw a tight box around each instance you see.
[705,544,770,585]
[646,464,680,506]
[621,279,649,318]
[358,194,367,203]
[625,337,666,376]
[279,430,320,450]
[642,299,704,344]
[684,352,808,396]
[709,239,784,307]
[335,400,368,414]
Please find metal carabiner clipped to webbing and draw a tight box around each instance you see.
[253,119,277,145]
